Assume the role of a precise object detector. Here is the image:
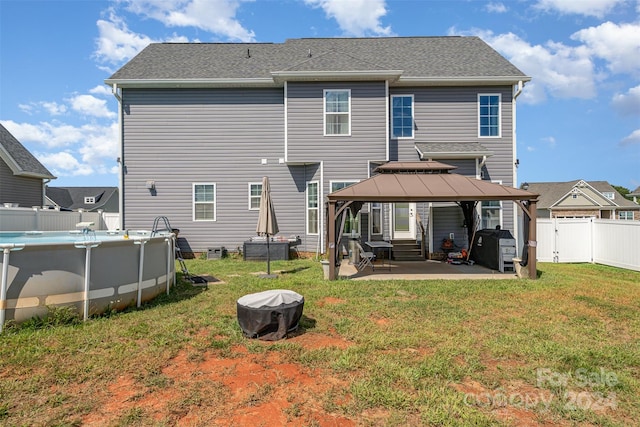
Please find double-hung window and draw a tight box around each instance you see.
[619,211,633,220]
[331,181,360,234]
[478,94,501,137]
[248,183,262,210]
[193,183,216,221]
[481,200,502,229]
[324,89,350,136]
[307,181,319,234]
[391,95,413,138]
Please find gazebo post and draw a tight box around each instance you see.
[528,199,538,279]
[328,200,337,280]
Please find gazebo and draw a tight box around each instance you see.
[326,162,539,280]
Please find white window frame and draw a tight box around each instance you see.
[324,89,351,136]
[248,182,262,210]
[370,202,383,235]
[193,183,216,221]
[330,180,361,234]
[478,93,502,138]
[619,211,633,220]
[84,196,95,204]
[390,94,414,139]
[603,191,615,200]
[306,181,319,235]
[481,180,503,229]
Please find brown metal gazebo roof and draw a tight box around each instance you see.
[327,162,537,203]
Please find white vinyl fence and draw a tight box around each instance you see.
[536,218,640,271]
[0,207,120,232]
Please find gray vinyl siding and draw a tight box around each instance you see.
[432,206,467,251]
[0,161,43,207]
[392,85,515,234]
[121,88,299,253]
[287,82,387,163]
[121,83,517,254]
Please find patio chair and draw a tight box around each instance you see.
[356,242,376,271]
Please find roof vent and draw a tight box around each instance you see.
[308,49,312,58]
[246,48,251,58]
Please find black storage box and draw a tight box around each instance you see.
[243,241,290,261]
[470,229,515,270]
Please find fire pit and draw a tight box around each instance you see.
[236,289,304,340]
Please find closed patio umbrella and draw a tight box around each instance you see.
[256,176,279,277]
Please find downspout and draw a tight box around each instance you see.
[112,83,124,231]
[512,80,524,251]
[42,179,51,208]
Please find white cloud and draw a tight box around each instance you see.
[67,94,116,119]
[36,151,95,177]
[40,102,68,116]
[621,129,640,145]
[2,119,119,178]
[485,2,507,13]
[571,22,640,76]
[94,10,156,66]
[456,29,596,104]
[533,0,625,18]
[612,85,640,116]
[122,0,255,42]
[541,136,557,147]
[89,85,113,97]
[304,0,393,36]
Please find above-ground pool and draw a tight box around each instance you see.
[0,230,176,330]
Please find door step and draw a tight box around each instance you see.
[390,239,424,261]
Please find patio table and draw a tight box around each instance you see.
[365,241,393,270]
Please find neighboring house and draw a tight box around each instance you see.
[629,186,640,204]
[0,123,56,208]
[106,36,530,255]
[45,186,119,212]
[524,180,640,220]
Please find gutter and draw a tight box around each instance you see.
[111,83,124,230]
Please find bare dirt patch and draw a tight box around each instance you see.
[82,332,355,426]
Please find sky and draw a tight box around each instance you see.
[1,0,639,190]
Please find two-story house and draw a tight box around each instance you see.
[106,37,531,257]
[524,180,640,220]
[1,123,56,208]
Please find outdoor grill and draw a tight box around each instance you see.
[470,229,516,272]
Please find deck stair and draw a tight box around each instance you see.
[391,239,424,261]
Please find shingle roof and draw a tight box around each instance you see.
[106,37,529,85]
[45,186,118,211]
[525,180,639,209]
[415,142,493,159]
[0,124,55,179]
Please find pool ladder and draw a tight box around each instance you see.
[151,216,191,281]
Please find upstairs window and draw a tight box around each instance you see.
[603,191,615,200]
[84,196,95,204]
[193,183,216,221]
[478,94,501,137]
[248,183,262,210]
[324,89,350,136]
[391,95,414,138]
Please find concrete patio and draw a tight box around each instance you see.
[338,259,522,280]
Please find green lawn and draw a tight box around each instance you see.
[0,258,638,426]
